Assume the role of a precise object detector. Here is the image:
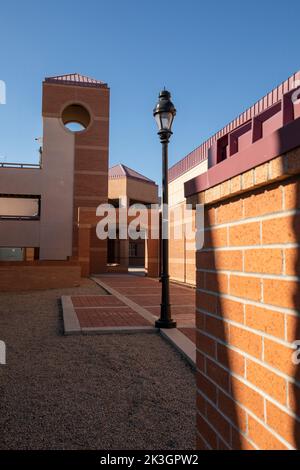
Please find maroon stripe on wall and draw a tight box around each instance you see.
[184,116,300,198]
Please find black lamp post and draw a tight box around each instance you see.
[153,89,177,329]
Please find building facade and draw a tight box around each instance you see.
[0,74,159,288]
[108,164,158,268]
[171,70,300,449]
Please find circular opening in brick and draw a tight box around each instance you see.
[62,104,91,132]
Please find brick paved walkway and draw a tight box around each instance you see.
[62,274,196,366]
[94,275,196,343]
[71,294,152,328]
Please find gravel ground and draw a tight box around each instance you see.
[0,279,195,450]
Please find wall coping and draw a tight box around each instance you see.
[186,146,300,207]
[185,117,300,205]
[170,70,300,183]
[0,260,80,267]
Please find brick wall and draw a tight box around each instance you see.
[169,201,197,285]
[42,81,109,268]
[0,261,81,291]
[194,149,300,450]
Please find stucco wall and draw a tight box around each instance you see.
[169,160,208,207]
[108,178,127,201]
[0,119,75,260]
[0,220,40,247]
[39,117,75,260]
[0,167,41,194]
[109,177,159,205]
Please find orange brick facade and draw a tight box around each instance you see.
[0,261,81,291]
[193,149,300,450]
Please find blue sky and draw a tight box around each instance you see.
[0,0,299,184]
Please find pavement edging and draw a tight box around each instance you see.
[160,328,196,369]
[61,295,81,335]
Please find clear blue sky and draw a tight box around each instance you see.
[0,0,299,184]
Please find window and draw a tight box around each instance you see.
[129,243,138,258]
[0,195,40,219]
[0,247,24,261]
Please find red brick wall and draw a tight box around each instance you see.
[195,151,300,450]
[0,261,81,291]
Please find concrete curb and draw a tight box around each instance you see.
[61,295,81,336]
[160,328,196,369]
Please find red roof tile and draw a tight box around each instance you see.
[109,164,156,184]
[44,73,107,88]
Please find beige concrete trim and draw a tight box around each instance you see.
[43,112,61,118]
[74,170,108,176]
[75,145,109,151]
[74,196,105,201]
[160,328,196,368]
[61,296,81,335]
[91,277,157,324]
[93,116,109,122]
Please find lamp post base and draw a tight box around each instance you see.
[155,318,177,329]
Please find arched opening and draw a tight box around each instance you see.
[61,104,91,132]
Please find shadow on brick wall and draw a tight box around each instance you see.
[197,204,243,450]
[292,175,300,448]
[197,164,300,449]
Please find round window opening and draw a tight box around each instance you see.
[62,104,91,132]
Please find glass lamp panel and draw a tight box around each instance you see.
[161,112,173,130]
[154,113,162,130]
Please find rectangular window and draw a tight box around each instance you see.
[0,247,24,261]
[129,243,138,257]
[0,195,40,219]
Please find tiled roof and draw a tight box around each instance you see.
[109,164,156,184]
[169,70,300,182]
[44,73,107,88]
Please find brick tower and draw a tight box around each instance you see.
[42,73,109,272]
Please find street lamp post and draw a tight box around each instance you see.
[153,89,177,329]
